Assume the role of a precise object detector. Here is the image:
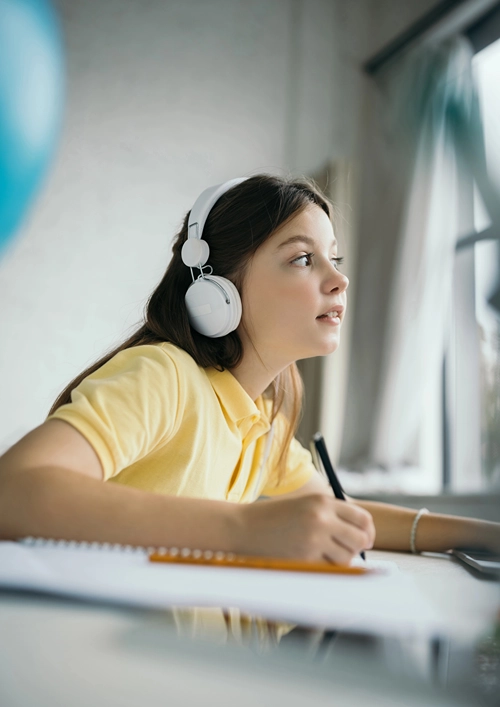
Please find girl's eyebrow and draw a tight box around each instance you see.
[274,234,337,252]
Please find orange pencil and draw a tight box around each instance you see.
[148,551,372,574]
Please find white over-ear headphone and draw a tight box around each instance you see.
[181,178,246,338]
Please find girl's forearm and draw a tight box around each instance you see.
[0,465,239,551]
[356,499,500,553]
[0,466,375,562]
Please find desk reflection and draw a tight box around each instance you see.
[167,606,295,649]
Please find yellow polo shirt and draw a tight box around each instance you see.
[48,342,315,502]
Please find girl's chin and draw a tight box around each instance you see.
[319,338,340,356]
[299,339,340,359]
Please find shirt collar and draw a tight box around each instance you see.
[206,367,271,433]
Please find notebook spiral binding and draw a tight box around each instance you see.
[19,536,232,561]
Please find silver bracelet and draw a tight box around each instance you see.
[410,508,429,554]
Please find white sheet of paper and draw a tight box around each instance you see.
[0,541,444,637]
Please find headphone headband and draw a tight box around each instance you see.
[187,177,246,241]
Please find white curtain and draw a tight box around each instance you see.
[340,37,488,475]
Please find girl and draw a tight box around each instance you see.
[0,174,498,562]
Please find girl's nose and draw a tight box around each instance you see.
[326,265,349,293]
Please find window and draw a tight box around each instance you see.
[474,37,500,489]
[445,37,500,492]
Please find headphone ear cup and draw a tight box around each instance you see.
[210,276,242,334]
[185,275,242,338]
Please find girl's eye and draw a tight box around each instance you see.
[292,253,313,267]
[291,254,345,269]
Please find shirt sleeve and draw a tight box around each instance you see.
[47,346,183,481]
[260,432,317,497]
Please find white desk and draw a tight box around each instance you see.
[372,549,499,640]
[0,550,498,707]
[328,550,500,692]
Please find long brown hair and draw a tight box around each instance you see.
[49,174,332,478]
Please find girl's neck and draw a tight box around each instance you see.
[228,347,289,402]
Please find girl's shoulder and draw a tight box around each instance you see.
[154,341,199,368]
[109,341,203,377]
[92,342,203,385]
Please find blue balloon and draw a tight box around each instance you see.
[0,0,64,253]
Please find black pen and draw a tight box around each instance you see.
[311,432,366,561]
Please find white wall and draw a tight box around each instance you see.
[0,0,440,451]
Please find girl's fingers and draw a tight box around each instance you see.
[322,539,356,566]
[325,518,370,556]
[334,501,375,546]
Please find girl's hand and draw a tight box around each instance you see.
[233,494,375,564]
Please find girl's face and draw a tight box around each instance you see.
[238,205,349,368]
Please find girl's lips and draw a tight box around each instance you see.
[317,304,344,318]
[317,314,341,325]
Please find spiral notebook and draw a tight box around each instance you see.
[0,538,444,637]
